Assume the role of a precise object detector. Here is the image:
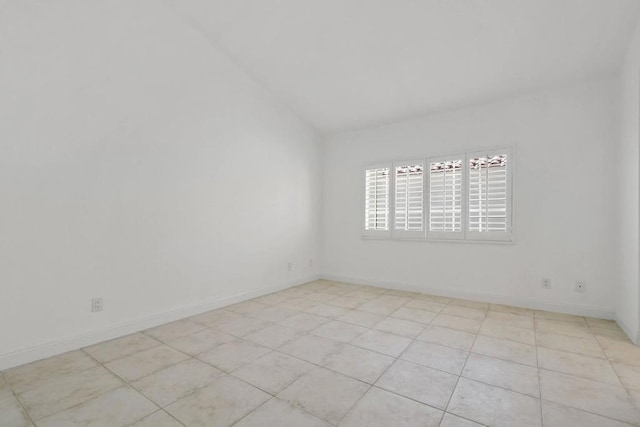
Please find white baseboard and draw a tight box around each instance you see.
[0,275,319,371]
[321,273,616,320]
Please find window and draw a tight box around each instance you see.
[363,165,391,236]
[363,148,512,242]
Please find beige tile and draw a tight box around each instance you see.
[326,296,367,309]
[166,328,235,355]
[471,335,537,366]
[247,306,299,322]
[612,362,640,391]
[232,352,313,394]
[462,353,539,397]
[278,335,344,365]
[213,316,272,337]
[235,398,331,427]
[538,347,620,385]
[304,292,340,303]
[312,320,368,343]
[357,298,406,316]
[277,312,330,330]
[535,331,606,359]
[340,387,443,427]
[384,289,422,298]
[479,320,535,345]
[352,329,412,357]
[323,344,394,383]
[598,336,640,366]
[19,366,122,420]
[401,341,469,375]
[189,309,241,328]
[276,297,320,311]
[489,304,533,317]
[306,303,350,318]
[405,299,446,313]
[165,374,269,427]
[129,410,183,427]
[253,293,290,305]
[431,314,482,333]
[542,401,634,427]
[4,351,98,394]
[277,367,369,424]
[448,378,542,427]
[539,370,640,424]
[441,305,486,321]
[37,386,157,427]
[585,317,621,330]
[244,324,306,349]
[535,310,586,324]
[415,294,452,304]
[343,290,383,300]
[485,311,534,329]
[0,375,12,401]
[196,339,271,372]
[391,307,437,324]
[299,281,334,292]
[373,317,425,338]
[338,310,386,328]
[0,395,33,427]
[535,318,592,338]
[84,333,160,363]
[226,300,271,315]
[144,319,207,342]
[104,345,189,382]
[592,327,632,341]
[440,413,484,426]
[376,359,457,409]
[417,325,476,351]
[449,299,490,310]
[132,359,221,407]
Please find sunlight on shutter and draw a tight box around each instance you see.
[395,164,424,231]
[364,167,390,231]
[468,154,508,232]
[429,159,462,232]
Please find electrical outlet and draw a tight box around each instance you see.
[542,278,551,289]
[575,281,586,293]
[91,297,103,312]
[287,262,292,272]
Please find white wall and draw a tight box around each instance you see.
[322,79,619,318]
[616,21,640,343]
[0,0,321,369]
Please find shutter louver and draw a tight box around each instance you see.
[429,160,462,233]
[468,154,508,232]
[394,164,424,232]
[364,167,390,231]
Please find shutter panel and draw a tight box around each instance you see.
[427,157,464,239]
[467,151,512,241]
[394,162,425,238]
[364,165,391,235]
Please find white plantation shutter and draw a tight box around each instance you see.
[467,150,512,241]
[364,165,391,236]
[394,162,425,238]
[428,158,463,239]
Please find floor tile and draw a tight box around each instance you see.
[390,307,437,324]
[278,335,344,365]
[612,362,640,391]
[18,366,122,420]
[591,327,631,341]
[541,400,634,427]
[539,370,640,424]
[357,299,405,316]
[189,309,242,328]
[352,330,412,357]
[598,336,640,366]
[373,317,425,338]
[404,299,446,313]
[323,344,395,383]
[535,311,586,324]
[165,374,269,427]
[247,306,299,322]
[132,359,221,407]
[376,359,458,409]
[0,375,12,401]
[276,297,319,311]
[340,387,443,427]
[36,386,157,427]
[440,413,484,426]
[479,320,535,345]
[144,319,207,342]
[431,314,482,333]
[0,395,33,427]
[232,352,313,394]
[535,318,591,338]
[84,333,160,363]
[448,299,489,310]
[196,339,271,372]
[471,335,537,366]
[213,316,272,337]
[484,311,534,329]
[585,318,621,330]
[537,347,620,385]
[277,312,330,331]
[488,304,533,317]
[128,410,185,427]
[226,301,271,315]
[312,320,368,343]
[337,310,385,328]
[535,331,606,359]
[462,353,539,397]
[306,303,350,318]
[244,324,306,349]
[326,296,367,309]
[441,305,486,321]
[277,367,369,424]
[104,345,189,382]
[417,326,476,351]
[4,351,98,394]
[304,292,340,303]
[234,398,331,427]
[401,341,469,375]
[166,328,235,355]
[447,378,542,427]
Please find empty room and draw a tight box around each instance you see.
[2,0,640,426]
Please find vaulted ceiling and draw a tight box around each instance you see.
[169,0,640,133]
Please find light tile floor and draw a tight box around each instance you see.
[2,280,640,426]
